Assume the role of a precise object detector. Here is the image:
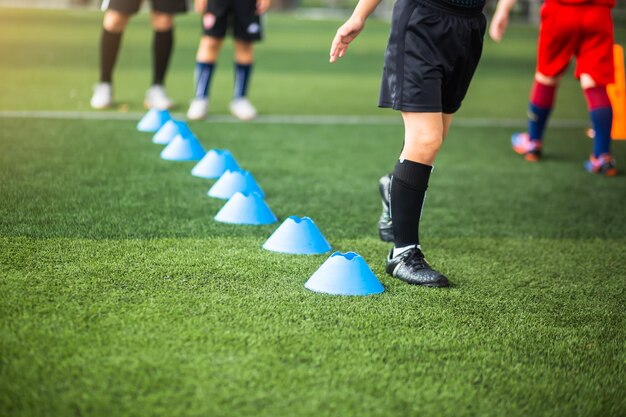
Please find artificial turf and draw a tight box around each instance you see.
[1,7,626,417]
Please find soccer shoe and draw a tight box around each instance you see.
[386,247,449,287]
[230,97,257,121]
[144,85,173,110]
[511,132,543,162]
[584,153,618,177]
[378,173,394,242]
[90,82,113,109]
[187,98,209,120]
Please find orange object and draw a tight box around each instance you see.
[607,44,626,140]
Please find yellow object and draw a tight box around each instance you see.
[608,44,626,140]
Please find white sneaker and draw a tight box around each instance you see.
[90,82,113,109]
[187,98,209,120]
[144,85,173,110]
[229,97,257,121]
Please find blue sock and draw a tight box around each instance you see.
[590,106,613,157]
[194,62,215,99]
[528,103,551,142]
[233,63,252,98]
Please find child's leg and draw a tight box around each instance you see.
[391,112,445,255]
[385,111,450,287]
[513,72,559,161]
[150,11,175,87]
[100,10,130,84]
[229,39,257,120]
[194,36,223,99]
[233,40,254,99]
[527,72,559,143]
[580,74,617,175]
[580,74,612,158]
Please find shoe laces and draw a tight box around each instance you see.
[402,248,428,269]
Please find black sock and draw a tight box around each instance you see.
[391,159,432,248]
[100,29,123,83]
[153,29,173,86]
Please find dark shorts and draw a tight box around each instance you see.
[379,0,486,114]
[202,0,262,41]
[102,0,188,15]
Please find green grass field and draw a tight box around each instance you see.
[1,8,625,417]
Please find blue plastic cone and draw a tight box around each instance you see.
[214,192,277,225]
[160,133,206,161]
[191,149,241,179]
[305,252,384,296]
[153,120,192,145]
[262,216,331,255]
[208,170,264,200]
[137,109,171,132]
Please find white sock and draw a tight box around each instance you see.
[392,244,420,258]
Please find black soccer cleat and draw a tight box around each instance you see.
[378,173,394,242]
[385,247,449,287]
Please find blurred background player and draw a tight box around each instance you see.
[330,0,486,286]
[187,0,270,121]
[90,0,187,110]
[490,0,618,176]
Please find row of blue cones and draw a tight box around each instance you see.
[137,108,384,296]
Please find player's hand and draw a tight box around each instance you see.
[488,12,509,42]
[329,17,365,63]
[256,0,271,15]
[195,0,207,14]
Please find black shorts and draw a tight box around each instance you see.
[202,0,262,41]
[102,0,187,15]
[378,0,486,114]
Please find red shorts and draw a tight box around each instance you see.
[537,2,614,85]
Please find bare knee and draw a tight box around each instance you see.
[151,11,174,31]
[580,73,598,89]
[405,133,443,154]
[535,72,560,86]
[400,112,444,165]
[234,40,254,64]
[103,10,130,33]
[196,36,223,62]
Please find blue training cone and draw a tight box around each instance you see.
[263,216,331,255]
[153,120,192,145]
[160,133,206,161]
[191,149,241,179]
[208,170,264,200]
[305,252,384,296]
[214,192,277,225]
[137,109,171,132]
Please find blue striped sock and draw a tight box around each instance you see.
[194,62,215,99]
[233,63,253,98]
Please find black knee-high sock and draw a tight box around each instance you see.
[153,29,173,86]
[391,159,432,248]
[100,29,123,83]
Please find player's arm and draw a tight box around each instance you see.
[256,0,271,15]
[489,0,516,42]
[329,0,382,63]
[195,0,207,13]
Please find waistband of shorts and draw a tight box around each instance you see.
[417,0,485,16]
